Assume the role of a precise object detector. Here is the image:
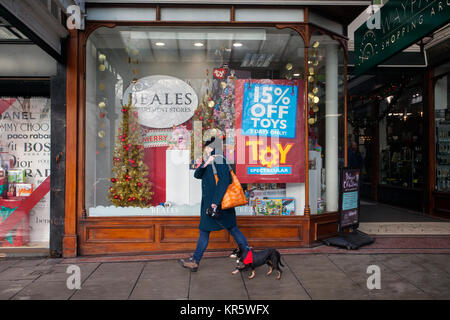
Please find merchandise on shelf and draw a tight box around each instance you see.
[8,169,25,183]
[16,184,33,197]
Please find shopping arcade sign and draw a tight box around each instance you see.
[354,0,450,76]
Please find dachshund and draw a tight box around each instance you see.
[231,247,284,280]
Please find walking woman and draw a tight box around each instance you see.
[179,136,249,271]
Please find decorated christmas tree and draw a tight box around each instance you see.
[107,95,154,207]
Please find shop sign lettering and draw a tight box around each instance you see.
[354,0,450,76]
[123,75,198,128]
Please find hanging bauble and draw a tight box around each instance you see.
[312,87,319,94]
[308,76,314,83]
[208,100,215,108]
[98,101,106,109]
[98,54,106,62]
[98,130,105,138]
[99,83,106,91]
[313,106,319,113]
[285,63,293,71]
[308,118,316,125]
[99,64,106,72]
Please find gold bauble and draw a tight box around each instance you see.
[98,101,106,109]
[309,67,315,75]
[308,118,316,125]
[308,76,314,83]
[285,63,293,71]
[98,54,106,62]
[98,130,105,138]
[313,96,320,103]
[208,100,215,108]
[313,106,319,112]
[98,64,106,72]
[99,83,106,91]
[312,87,319,94]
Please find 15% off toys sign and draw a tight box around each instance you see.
[235,80,305,183]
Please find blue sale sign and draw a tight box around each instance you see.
[241,83,298,138]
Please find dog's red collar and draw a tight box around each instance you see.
[243,250,253,265]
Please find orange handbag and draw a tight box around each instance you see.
[211,157,247,210]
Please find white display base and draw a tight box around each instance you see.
[286,183,305,216]
[189,170,202,206]
[166,149,190,205]
[88,205,255,217]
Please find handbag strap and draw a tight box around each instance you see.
[210,155,232,175]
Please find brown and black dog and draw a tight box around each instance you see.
[231,247,284,280]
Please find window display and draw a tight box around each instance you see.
[0,97,51,248]
[85,26,307,217]
[434,70,450,192]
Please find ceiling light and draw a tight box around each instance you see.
[194,42,204,47]
[155,42,165,46]
[293,73,300,77]
[233,42,243,47]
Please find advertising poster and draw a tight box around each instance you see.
[339,168,360,230]
[235,79,304,183]
[0,98,51,244]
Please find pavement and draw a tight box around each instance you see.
[1,202,449,301]
[1,249,449,300]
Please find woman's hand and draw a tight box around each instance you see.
[203,155,215,167]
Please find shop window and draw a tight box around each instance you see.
[434,63,450,192]
[307,33,345,214]
[85,26,306,217]
[379,78,424,189]
[0,97,51,248]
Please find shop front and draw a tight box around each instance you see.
[63,2,363,257]
[0,0,68,256]
[351,0,450,216]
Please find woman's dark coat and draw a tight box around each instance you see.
[194,156,236,232]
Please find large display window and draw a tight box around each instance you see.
[307,32,346,214]
[85,26,308,217]
[0,97,51,248]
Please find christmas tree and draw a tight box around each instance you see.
[108,95,154,207]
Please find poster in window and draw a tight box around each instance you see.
[234,79,305,183]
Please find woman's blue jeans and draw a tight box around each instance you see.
[193,226,248,263]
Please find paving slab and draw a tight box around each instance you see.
[129,260,189,300]
[12,280,75,300]
[69,262,144,300]
[189,257,248,300]
[0,265,53,281]
[0,280,33,300]
[242,261,311,300]
[414,254,450,274]
[35,262,100,283]
[284,255,371,300]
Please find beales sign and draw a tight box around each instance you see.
[354,0,450,76]
[123,75,198,128]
